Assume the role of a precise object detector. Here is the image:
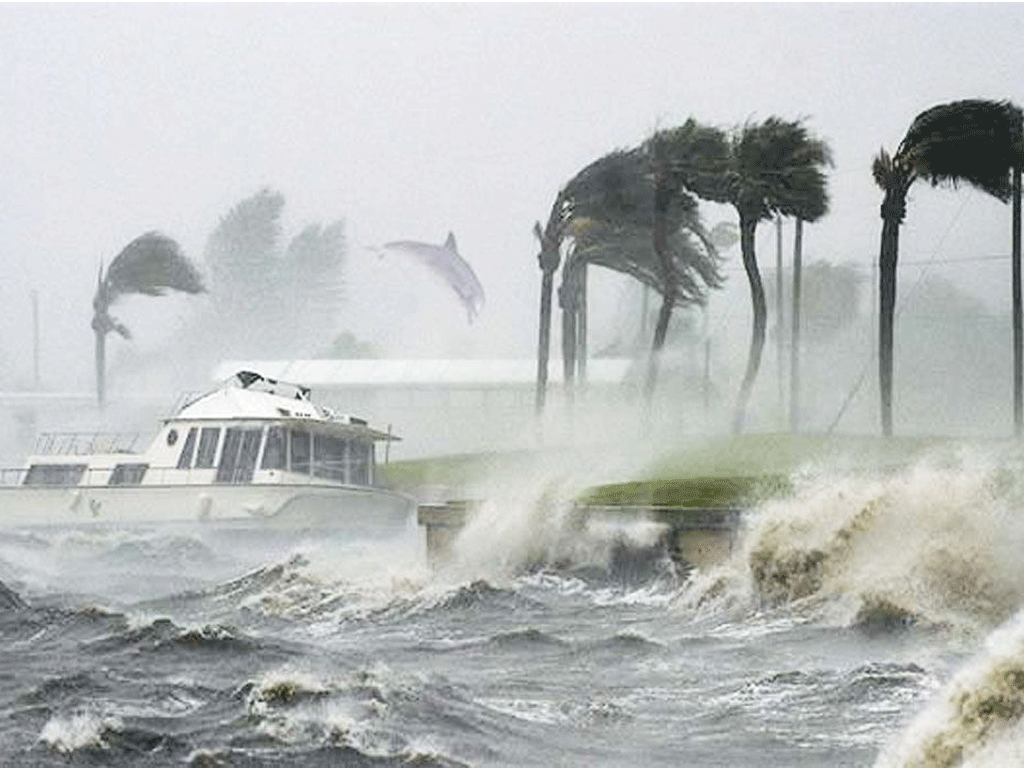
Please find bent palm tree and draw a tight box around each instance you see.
[644,121,730,399]
[724,118,831,433]
[873,99,1023,436]
[558,203,724,395]
[533,191,569,414]
[92,232,205,407]
[534,149,650,412]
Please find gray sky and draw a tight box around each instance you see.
[2,3,1023,389]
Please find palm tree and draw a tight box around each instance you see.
[534,149,650,412]
[557,204,723,398]
[873,99,1023,436]
[92,232,205,407]
[533,190,569,414]
[542,140,725,407]
[723,118,832,433]
[643,121,730,399]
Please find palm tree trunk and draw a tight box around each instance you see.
[535,268,555,415]
[561,287,577,408]
[645,180,674,403]
[789,219,803,432]
[644,290,675,407]
[878,214,900,437]
[95,328,106,410]
[1013,165,1022,436]
[578,263,587,386]
[733,215,765,434]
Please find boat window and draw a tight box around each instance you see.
[290,429,311,474]
[236,429,262,483]
[108,463,148,486]
[215,429,241,483]
[176,427,198,469]
[23,464,87,487]
[350,441,370,485]
[195,427,221,469]
[313,434,346,482]
[261,426,286,470]
[215,428,262,484]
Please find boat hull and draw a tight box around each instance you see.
[0,483,415,536]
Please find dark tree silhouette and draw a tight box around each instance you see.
[722,118,832,433]
[533,189,569,414]
[536,141,725,410]
[643,121,730,399]
[92,232,205,407]
[534,149,650,411]
[873,99,1023,436]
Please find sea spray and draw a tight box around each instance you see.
[876,610,1024,767]
[448,473,672,583]
[39,710,123,754]
[676,446,1024,631]
[437,442,680,583]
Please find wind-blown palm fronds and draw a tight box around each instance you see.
[642,124,730,399]
[92,232,205,407]
[874,99,1024,436]
[723,118,832,433]
[537,136,728,410]
[102,232,204,301]
[898,99,1022,201]
[534,149,651,411]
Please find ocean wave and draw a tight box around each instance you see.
[185,744,470,767]
[580,631,665,654]
[400,579,546,620]
[37,708,185,758]
[484,627,570,650]
[876,610,1024,767]
[0,577,26,610]
[675,447,1024,632]
[87,615,259,655]
[234,664,475,766]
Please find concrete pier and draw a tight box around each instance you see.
[417,500,742,571]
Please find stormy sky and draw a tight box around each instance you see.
[2,3,1023,392]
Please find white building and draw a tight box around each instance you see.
[211,359,641,458]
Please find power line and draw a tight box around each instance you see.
[828,190,976,433]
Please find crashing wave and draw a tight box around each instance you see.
[877,610,1024,767]
[676,448,1024,632]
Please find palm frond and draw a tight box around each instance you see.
[728,117,833,222]
[872,148,897,190]
[103,232,205,304]
[648,119,732,204]
[896,99,1023,202]
[563,148,656,229]
[567,213,722,303]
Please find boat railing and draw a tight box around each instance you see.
[0,464,386,489]
[0,468,26,486]
[33,432,142,456]
[167,390,207,417]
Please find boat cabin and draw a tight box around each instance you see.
[19,371,397,489]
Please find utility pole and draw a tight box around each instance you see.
[31,290,40,389]
[775,216,785,423]
[1013,164,1022,436]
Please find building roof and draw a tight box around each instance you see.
[212,359,635,389]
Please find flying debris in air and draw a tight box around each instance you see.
[374,232,485,323]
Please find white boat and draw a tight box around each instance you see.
[0,371,415,534]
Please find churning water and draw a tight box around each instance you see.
[4,442,1024,766]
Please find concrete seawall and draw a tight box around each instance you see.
[417,500,742,571]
